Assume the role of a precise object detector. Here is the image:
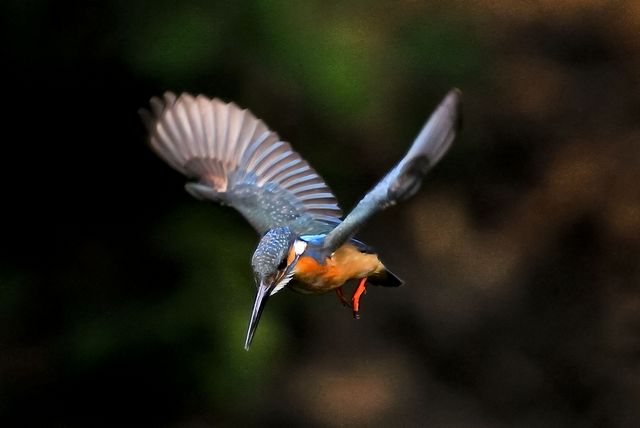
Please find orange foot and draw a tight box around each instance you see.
[351,277,368,319]
[335,287,351,308]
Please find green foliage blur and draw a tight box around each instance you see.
[2,0,640,426]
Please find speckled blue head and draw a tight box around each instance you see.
[251,227,296,282]
[245,227,299,350]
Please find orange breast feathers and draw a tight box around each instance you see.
[291,243,384,293]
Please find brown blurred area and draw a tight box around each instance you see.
[2,1,640,427]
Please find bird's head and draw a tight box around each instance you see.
[245,227,307,350]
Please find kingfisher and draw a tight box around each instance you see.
[140,89,461,349]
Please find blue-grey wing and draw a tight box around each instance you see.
[322,89,462,254]
[140,93,342,235]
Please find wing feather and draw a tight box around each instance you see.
[322,89,462,253]
[255,151,295,178]
[141,92,342,234]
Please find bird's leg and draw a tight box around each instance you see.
[351,277,368,319]
[335,287,351,308]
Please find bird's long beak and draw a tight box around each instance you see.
[244,279,275,350]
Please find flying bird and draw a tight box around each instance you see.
[140,89,461,350]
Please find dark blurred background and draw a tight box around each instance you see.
[2,1,640,426]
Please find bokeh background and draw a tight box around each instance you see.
[3,1,640,426]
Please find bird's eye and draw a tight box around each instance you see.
[277,258,287,271]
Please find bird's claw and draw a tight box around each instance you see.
[335,287,352,308]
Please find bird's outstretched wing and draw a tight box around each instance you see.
[322,89,462,254]
[140,93,342,235]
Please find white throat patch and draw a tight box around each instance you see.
[270,273,293,296]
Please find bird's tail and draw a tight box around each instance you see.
[369,268,404,287]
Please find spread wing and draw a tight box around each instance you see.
[322,89,462,254]
[140,93,342,235]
